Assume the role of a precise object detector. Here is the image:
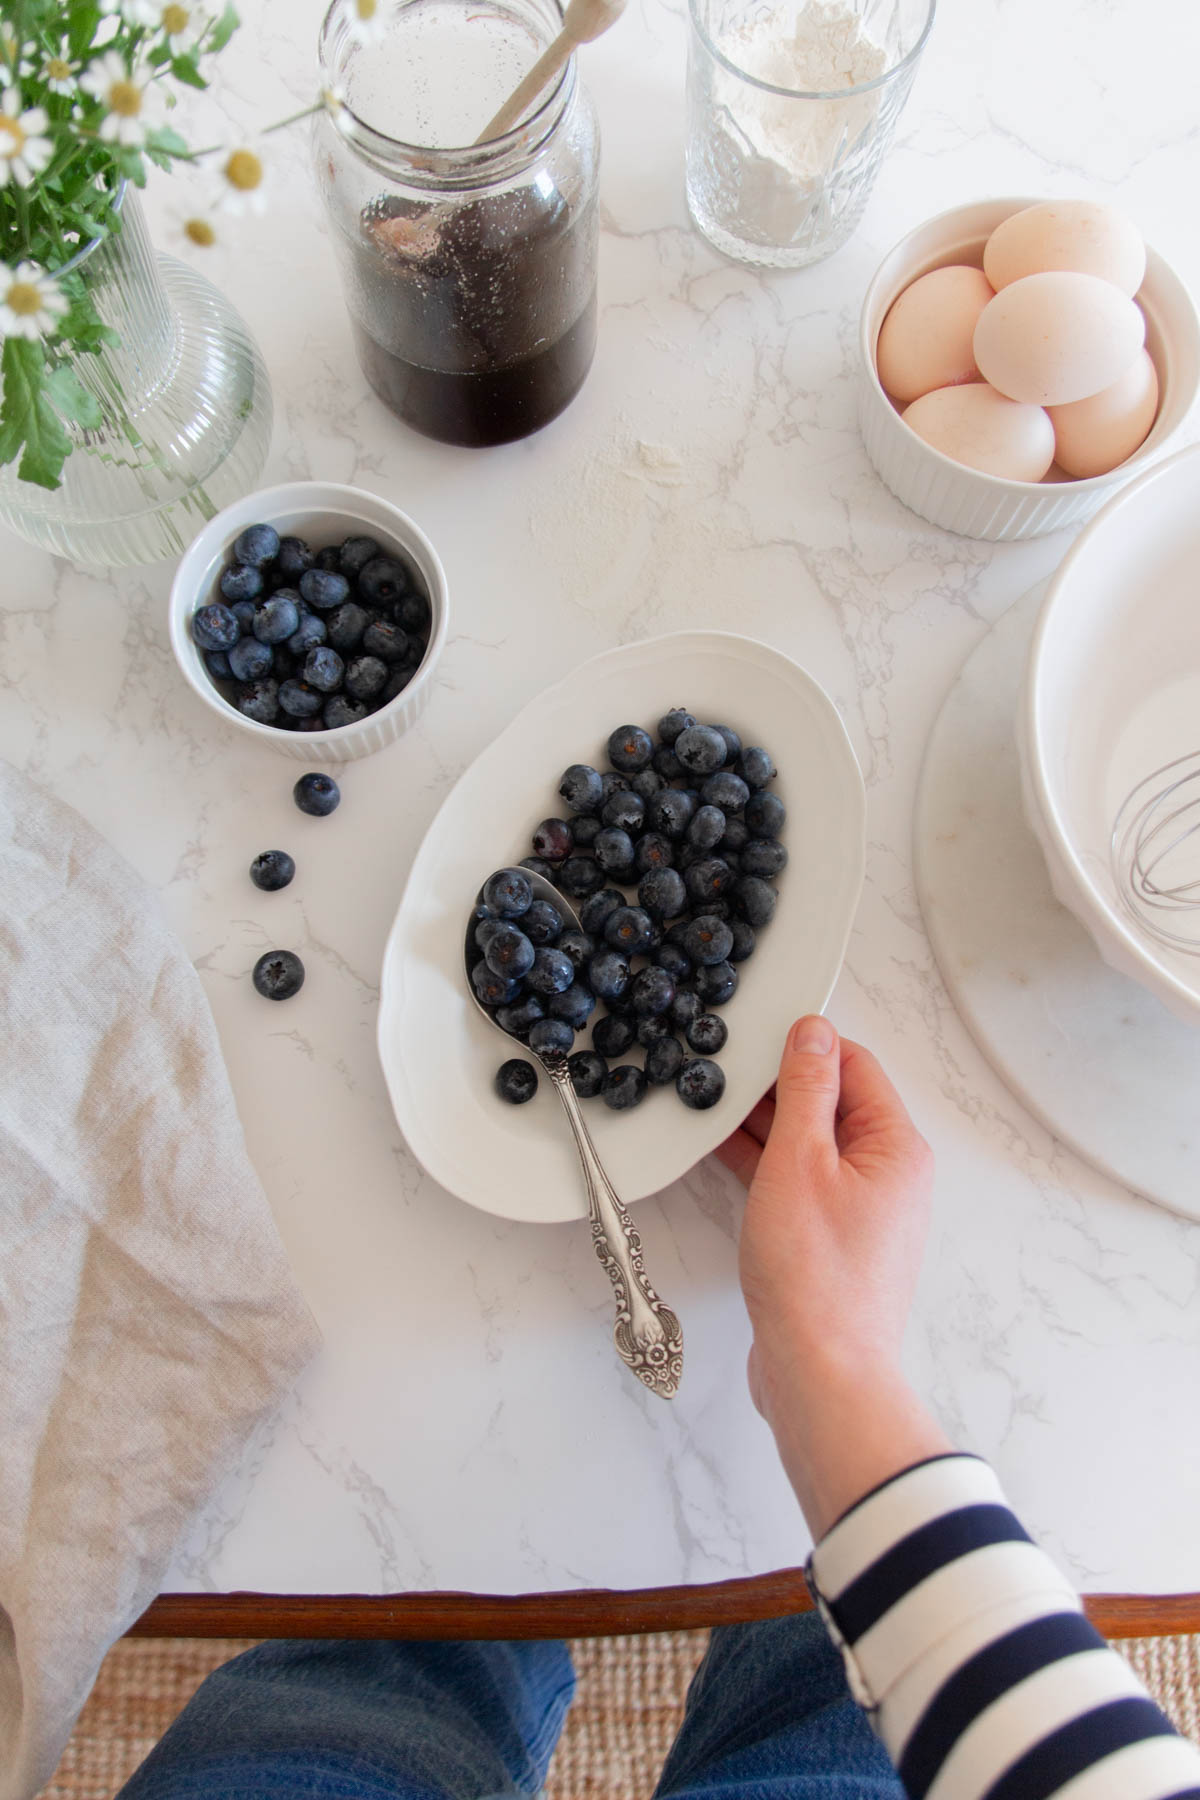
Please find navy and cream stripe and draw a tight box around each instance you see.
[807,1454,1200,1800]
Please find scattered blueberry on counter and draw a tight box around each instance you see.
[253,948,305,1001]
[249,849,296,891]
[293,772,341,817]
[495,1058,539,1104]
[476,709,784,1110]
[191,524,432,732]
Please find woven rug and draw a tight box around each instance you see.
[35,1630,1200,1799]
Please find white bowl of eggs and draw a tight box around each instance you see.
[858,197,1200,541]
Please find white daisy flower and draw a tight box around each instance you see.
[0,88,52,188]
[42,41,79,97]
[99,0,164,23]
[0,33,36,80]
[216,142,270,217]
[342,0,387,48]
[79,50,157,147]
[153,1,212,52]
[0,261,68,341]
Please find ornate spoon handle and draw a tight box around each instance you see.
[541,1052,683,1400]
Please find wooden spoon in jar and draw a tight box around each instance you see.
[475,0,627,142]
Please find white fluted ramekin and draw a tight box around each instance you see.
[858,198,1200,542]
[169,481,448,762]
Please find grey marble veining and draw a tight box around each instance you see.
[1,0,1199,1598]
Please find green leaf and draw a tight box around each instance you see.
[207,3,240,53]
[147,42,172,67]
[170,53,207,90]
[144,124,189,158]
[44,362,104,429]
[0,337,72,491]
[66,0,103,61]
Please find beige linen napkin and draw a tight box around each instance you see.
[0,760,321,1800]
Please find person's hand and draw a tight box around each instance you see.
[717,1015,948,1537]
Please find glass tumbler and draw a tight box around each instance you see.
[685,0,935,270]
[316,0,599,447]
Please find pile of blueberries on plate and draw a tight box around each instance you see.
[470,709,785,1114]
[190,522,432,732]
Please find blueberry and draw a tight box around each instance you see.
[315,545,342,572]
[252,593,301,645]
[732,876,777,928]
[604,906,654,955]
[602,1065,648,1111]
[657,708,696,744]
[685,857,736,908]
[191,602,240,651]
[474,917,505,953]
[532,817,574,862]
[219,563,263,603]
[276,536,315,580]
[362,619,409,662]
[633,832,674,875]
[249,849,295,891]
[686,804,726,851]
[485,924,536,979]
[237,679,280,724]
[655,942,693,984]
[294,771,341,816]
[740,838,788,878]
[580,887,626,936]
[496,995,546,1037]
[339,535,382,577]
[638,866,687,919]
[607,724,654,772]
[300,568,351,612]
[234,523,281,568]
[703,771,750,814]
[548,982,596,1028]
[357,556,409,607]
[599,771,630,805]
[653,744,684,780]
[495,1058,538,1104]
[526,945,575,995]
[687,1013,727,1055]
[683,915,734,966]
[529,1018,574,1058]
[304,645,345,692]
[737,746,776,789]
[558,855,604,897]
[289,613,329,656]
[203,648,232,681]
[695,960,738,1007]
[520,856,556,883]
[670,988,704,1031]
[230,598,257,633]
[327,602,370,652]
[278,678,324,719]
[324,695,367,730]
[383,667,417,703]
[721,815,749,853]
[676,1057,725,1109]
[523,900,564,945]
[559,763,604,814]
[593,827,635,876]
[631,769,664,799]
[645,1034,685,1085]
[568,1050,608,1097]
[593,1013,636,1058]
[728,919,756,961]
[471,959,521,1008]
[713,725,742,762]
[252,948,305,1000]
[483,868,533,917]
[601,789,646,833]
[345,654,388,701]
[397,590,431,634]
[572,815,601,848]
[675,725,728,775]
[745,791,786,837]
[630,965,675,1017]
[556,930,596,972]
[649,789,696,839]
[636,1013,673,1048]
[588,950,631,1002]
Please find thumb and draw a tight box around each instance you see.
[772,1015,841,1160]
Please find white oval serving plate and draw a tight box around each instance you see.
[378,630,865,1223]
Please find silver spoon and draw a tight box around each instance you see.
[466,872,683,1400]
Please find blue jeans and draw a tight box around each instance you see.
[117,1614,902,1798]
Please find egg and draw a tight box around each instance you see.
[902,383,1056,481]
[973,272,1145,406]
[983,200,1146,298]
[875,265,995,404]
[1047,348,1159,478]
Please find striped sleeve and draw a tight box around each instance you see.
[806,1453,1200,1800]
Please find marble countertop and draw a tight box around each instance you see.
[3,0,1200,1600]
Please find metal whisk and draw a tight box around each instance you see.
[1111,749,1200,955]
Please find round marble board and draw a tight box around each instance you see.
[914,582,1200,1222]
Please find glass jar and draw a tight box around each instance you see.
[315,0,600,448]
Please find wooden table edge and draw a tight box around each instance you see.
[129,1577,1200,1641]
